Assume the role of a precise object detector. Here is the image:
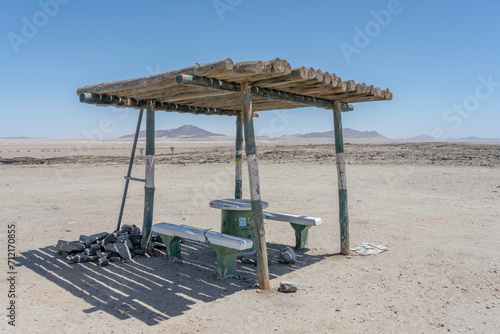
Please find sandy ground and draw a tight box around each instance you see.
[1,140,499,333]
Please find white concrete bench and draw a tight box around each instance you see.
[263,211,322,249]
[152,222,253,277]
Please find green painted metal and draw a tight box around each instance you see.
[290,223,312,249]
[175,74,354,111]
[211,245,239,278]
[241,82,270,290]
[158,234,182,260]
[235,111,243,199]
[142,101,155,251]
[333,101,350,255]
[220,209,255,255]
[116,108,143,232]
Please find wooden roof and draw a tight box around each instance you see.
[77,58,392,116]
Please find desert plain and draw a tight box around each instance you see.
[0,137,499,333]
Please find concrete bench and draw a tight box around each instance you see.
[152,222,253,278]
[263,211,322,249]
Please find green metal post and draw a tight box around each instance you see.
[333,101,350,255]
[142,100,155,251]
[235,111,243,199]
[290,223,312,250]
[241,82,270,290]
[211,245,240,278]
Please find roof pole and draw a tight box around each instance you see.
[235,111,243,199]
[333,101,350,255]
[116,108,144,232]
[241,82,270,290]
[142,100,155,253]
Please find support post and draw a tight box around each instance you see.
[333,101,350,255]
[116,109,144,232]
[235,111,243,199]
[142,100,155,252]
[241,82,270,290]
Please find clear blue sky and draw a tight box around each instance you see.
[1,0,499,139]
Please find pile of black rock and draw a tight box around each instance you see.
[55,224,164,267]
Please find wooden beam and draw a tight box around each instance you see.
[79,93,253,117]
[142,100,155,252]
[176,74,354,112]
[241,82,270,290]
[333,101,349,255]
[235,111,243,199]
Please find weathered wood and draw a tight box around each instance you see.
[241,82,270,290]
[78,58,393,112]
[176,74,354,111]
[333,101,349,255]
[76,58,234,96]
[235,111,243,199]
[79,93,245,116]
[142,100,155,252]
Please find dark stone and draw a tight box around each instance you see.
[104,243,132,261]
[133,249,145,256]
[101,233,117,246]
[90,244,101,251]
[72,253,89,263]
[97,257,109,267]
[129,234,142,247]
[83,248,96,256]
[108,256,121,262]
[279,246,297,264]
[152,241,166,249]
[95,250,107,259]
[81,232,109,247]
[68,259,75,264]
[79,235,90,246]
[241,256,257,266]
[278,281,298,293]
[56,240,85,253]
[88,255,99,262]
[124,239,135,250]
[121,224,140,235]
[152,233,163,243]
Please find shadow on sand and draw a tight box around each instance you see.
[19,241,330,325]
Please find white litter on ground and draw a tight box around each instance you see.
[351,243,387,256]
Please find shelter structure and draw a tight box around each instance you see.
[77,58,392,290]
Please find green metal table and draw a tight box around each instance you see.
[210,199,269,256]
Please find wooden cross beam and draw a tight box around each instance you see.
[176,74,354,112]
[79,93,249,117]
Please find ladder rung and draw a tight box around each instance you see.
[125,176,145,182]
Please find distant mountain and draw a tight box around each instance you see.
[460,136,500,141]
[285,128,386,139]
[411,135,436,140]
[120,125,225,139]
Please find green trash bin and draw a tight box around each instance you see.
[210,199,269,257]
